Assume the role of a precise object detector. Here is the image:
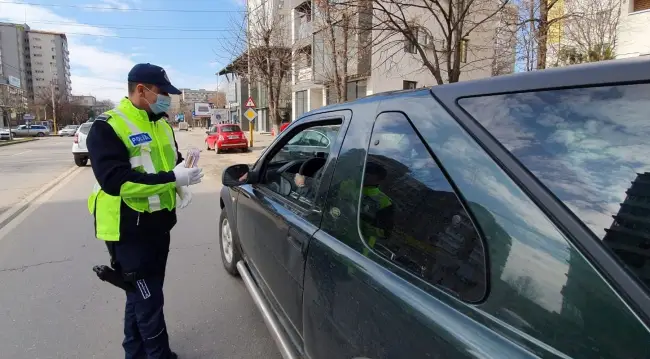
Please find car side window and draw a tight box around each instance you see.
[262,122,342,207]
[357,112,487,302]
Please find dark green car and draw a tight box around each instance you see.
[219,58,650,359]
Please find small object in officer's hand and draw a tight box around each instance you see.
[295,173,305,187]
[185,147,201,168]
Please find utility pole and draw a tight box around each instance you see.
[49,63,57,133]
[247,0,254,147]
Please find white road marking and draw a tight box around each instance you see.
[11,150,32,156]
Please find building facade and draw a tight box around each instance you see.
[289,0,516,121]
[27,30,71,104]
[617,0,650,58]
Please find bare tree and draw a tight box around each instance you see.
[310,0,362,103]
[366,0,512,84]
[556,0,621,66]
[0,84,26,139]
[208,92,227,108]
[218,4,292,131]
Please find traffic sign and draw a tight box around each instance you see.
[244,108,257,122]
[244,96,256,108]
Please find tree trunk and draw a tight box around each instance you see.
[537,0,549,70]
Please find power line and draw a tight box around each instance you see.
[0,18,233,31]
[62,32,232,40]
[0,1,245,13]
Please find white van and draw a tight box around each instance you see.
[178,121,189,131]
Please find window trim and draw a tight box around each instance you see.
[444,84,650,324]
[356,110,490,303]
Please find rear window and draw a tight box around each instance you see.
[459,83,650,291]
[79,123,93,135]
[220,125,241,133]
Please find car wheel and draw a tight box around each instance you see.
[37,132,45,137]
[216,147,221,154]
[219,209,241,276]
[206,142,212,151]
[74,157,88,167]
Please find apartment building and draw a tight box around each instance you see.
[71,95,96,107]
[27,30,71,103]
[289,0,516,120]
[0,23,31,93]
[617,0,650,58]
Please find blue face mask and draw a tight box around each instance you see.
[145,87,171,114]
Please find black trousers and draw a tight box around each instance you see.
[107,232,173,359]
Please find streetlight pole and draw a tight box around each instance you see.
[247,1,254,147]
[49,63,57,133]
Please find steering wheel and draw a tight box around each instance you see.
[299,157,327,177]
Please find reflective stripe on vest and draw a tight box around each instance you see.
[111,109,161,211]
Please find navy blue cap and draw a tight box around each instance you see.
[127,63,181,95]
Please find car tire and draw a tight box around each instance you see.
[74,157,88,167]
[37,132,45,137]
[216,147,221,154]
[206,142,212,151]
[219,209,241,276]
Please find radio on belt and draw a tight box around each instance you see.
[185,147,201,168]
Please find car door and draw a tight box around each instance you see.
[235,111,350,345]
[206,126,218,149]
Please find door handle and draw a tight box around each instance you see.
[288,235,303,252]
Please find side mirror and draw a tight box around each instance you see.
[205,131,210,135]
[222,164,251,187]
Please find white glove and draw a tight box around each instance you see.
[173,161,204,187]
[176,186,192,209]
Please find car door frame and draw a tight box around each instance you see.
[237,109,353,349]
[431,64,650,325]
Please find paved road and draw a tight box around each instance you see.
[0,131,281,359]
[0,137,76,215]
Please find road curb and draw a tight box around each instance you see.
[0,165,80,232]
[0,138,37,147]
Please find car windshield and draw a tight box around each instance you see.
[221,125,241,133]
[78,123,93,135]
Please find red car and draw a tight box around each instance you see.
[205,124,248,153]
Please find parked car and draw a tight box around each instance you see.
[11,124,50,137]
[178,121,189,131]
[58,125,79,136]
[72,122,93,166]
[0,129,12,140]
[219,58,650,359]
[205,124,248,153]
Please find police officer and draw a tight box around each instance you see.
[87,63,203,359]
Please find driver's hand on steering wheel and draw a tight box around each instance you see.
[294,173,306,187]
[238,173,248,182]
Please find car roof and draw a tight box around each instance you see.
[303,57,650,117]
[217,123,241,128]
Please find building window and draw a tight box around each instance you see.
[346,79,367,101]
[404,28,418,54]
[359,111,487,302]
[460,38,469,63]
[633,0,650,12]
[403,80,417,90]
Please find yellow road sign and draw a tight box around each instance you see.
[244,108,257,122]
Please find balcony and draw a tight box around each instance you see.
[295,67,312,83]
[297,21,312,40]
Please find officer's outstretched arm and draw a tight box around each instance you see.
[87,121,176,198]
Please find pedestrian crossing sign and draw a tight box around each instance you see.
[245,96,256,108]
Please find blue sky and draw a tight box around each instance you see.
[0,0,246,101]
